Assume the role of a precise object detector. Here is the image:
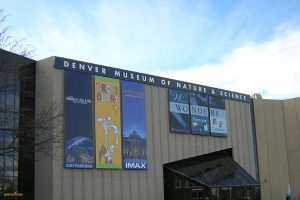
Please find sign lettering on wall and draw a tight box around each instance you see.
[55,57,250,103]
[64,71,94,168]
[94,76,122,169]
[122,81,147,170]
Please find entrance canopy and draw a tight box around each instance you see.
[164,149,259,188]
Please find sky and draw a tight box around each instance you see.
[2,0,300,99]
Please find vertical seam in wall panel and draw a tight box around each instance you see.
[275,100,289,200]
[236,101,244,167]
[158,88,164,199]
[295,99,300,153]
[145,86,154,200]
[71,169,74,200]
[82,170,84,200]
[229,101,235,158]
[243,104,253,176]
[282,100,292,187]
[151,87,157,200]
[262,101,273,200]
[250,100,260,181]
[241,102,248,171]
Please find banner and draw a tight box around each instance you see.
[121,81,147,170]
[169,89,191,133]
[95,76,122,169]
[64,71,93,168]
[190,93,209,135]
[209,96,227,136]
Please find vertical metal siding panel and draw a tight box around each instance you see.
[103,171,112,200]
[241,102,251,175]
[183,131,191,159]
[273,100,289,200]
[202,136,209,154]
[151,86,162,200]
[264,101,281,200]
[159,88,169,164]
[238,102,247,171]
[73,170,83,200]
[214,136,222,152]
[35,59,56,200]
[112,171,122,200]
[92,170,102,200]
[121,171,130,200]
[274,101,287,149]
[283,99,299,149]
[208,135,215,153]
[283,99,298,198]
[62,170,73,200]
[82,171,93,200]
[253,99,272,200]
[129,171,139,200]
[151,86,164,200]
[277,150,290,200]
[139,171,148,200]
[227,101,233,149]
[189,134,197,158]
[245,103,256,178]
[195,134,202,156]
[285,98,300,198]
[235,101,245,167]
[175,133,184,160]
[287,151,300,198]
[52,68,64,200]
[229,101,238,161]
[144,85,156,200]
[238,102,246,169]
[293,99,300,197]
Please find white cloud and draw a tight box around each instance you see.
[156,28,300,100]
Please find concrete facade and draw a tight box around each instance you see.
[254,98,300,200]
[35,57,258,200]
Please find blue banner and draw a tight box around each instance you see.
[169,89,191,133]
[121,81,147,170]
[190,93,209,135]
[209,96,227,136]
[64,71,94,168]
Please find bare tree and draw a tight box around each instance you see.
[0,9,63,162]
[0,9,64,197]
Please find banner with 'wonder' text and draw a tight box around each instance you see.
[169,89,191,133]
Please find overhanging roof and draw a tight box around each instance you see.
[164,149,259,187]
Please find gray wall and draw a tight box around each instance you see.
[35,58,258,200]
[253,98,300,200]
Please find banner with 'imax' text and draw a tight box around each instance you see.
[122,81,147,170]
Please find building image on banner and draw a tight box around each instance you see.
[64,71,94,168]
[209,96,227,136]
[169,89,191,133]
[190,93,209,135]
[121,81,147,170]
[94,76,122,169]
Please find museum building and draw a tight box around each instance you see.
[0,49,299,200]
